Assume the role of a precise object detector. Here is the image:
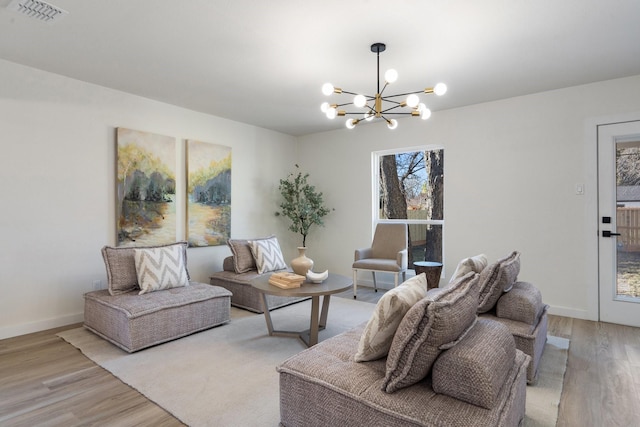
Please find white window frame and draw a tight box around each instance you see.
[371,145,445,270]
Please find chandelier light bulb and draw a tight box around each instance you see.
[434,83,447,96]
[384,69,398,84]
[420,105,432,120]
[322,83,335,96]
[326,107,337,119]
[320,102,330,113]
[364,111,374,121]
[406,94,420,108]
[346,119,357,129]
[354,94,367,108]
[387,119,398,130]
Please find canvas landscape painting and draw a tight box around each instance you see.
[116,128,177,246]
[186,139,231,247]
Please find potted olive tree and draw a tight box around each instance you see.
[277,165,331,275]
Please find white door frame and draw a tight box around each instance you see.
[596,119,640,327]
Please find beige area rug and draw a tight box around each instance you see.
[58,298,568,427]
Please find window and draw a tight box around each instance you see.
[373,146,444,267]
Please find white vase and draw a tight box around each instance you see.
[291,247,314,276]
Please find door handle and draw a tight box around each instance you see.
[602,230,622,237]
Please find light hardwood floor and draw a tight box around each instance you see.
[1,287,639,426]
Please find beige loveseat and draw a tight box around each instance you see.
[84,242,232,353]
[277,272,529,427]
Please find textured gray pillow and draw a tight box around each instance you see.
[432,318,516,409]
[449,254,488,283]
[477,251,520,313]
[382,272,480,393]
[102,241,189,296]
[228,236,274,273]
[228,239,256,273]
[355,273,429,362]
[496,281,544,324]
[222,256,235,272]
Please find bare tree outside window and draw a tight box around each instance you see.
[377,148,444,266]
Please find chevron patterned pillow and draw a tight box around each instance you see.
[249,236,287,274]
[134,245,189,295]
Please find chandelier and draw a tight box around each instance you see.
[320,43,447,130]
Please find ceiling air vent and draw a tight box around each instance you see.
[7,0,68,23]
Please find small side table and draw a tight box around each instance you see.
[413,261,443,290]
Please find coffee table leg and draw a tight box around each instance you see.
[309,296,320,346]
[319,295,331,328]
[260,293,275,336]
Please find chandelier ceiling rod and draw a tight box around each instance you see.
[374,42,383,96]
[320,42,447,130]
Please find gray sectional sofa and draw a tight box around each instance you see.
[461,251,548,383]
[278,272,530,427]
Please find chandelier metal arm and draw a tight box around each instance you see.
[382,89,430,98]
[380,104,408,114]
[379,82,390,97]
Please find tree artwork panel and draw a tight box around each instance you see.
[116,128,177,247]
[186,140,231,247]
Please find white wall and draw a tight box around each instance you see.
[3,56,640,339]
[0,59,297,339]
[298,75,640,321]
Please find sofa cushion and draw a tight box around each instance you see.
[249,236,287,274]
[354,273,429,362]
[450,254,488,283]
[102,242,189,296]
[432,318,516,409]
[477,251,520,313]
[134,245,189,295]
[496,281,544,325]
[382,272,479,393]
[228,236,274,273]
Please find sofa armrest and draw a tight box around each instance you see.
[432,318,516,409]
[496,281,544,325]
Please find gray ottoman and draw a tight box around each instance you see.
[84,281,231,352]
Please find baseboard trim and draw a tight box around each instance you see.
[542,305,595,321]
[0,312,84,340]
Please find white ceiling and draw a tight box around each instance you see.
[1,0,639,136]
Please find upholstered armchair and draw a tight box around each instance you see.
[352,223,408,298]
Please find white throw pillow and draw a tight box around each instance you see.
[134,245,189,295]
[354,273,429,362]
[449,254,488,283]
[249,236,287,274]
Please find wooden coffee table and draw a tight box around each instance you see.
[251,272,352,347]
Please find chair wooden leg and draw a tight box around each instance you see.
[394,273,399,288]
[353,269,358,299]
[402,271,406,282]
[372,271,377,292]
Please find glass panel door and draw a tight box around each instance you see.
[616,142,640,300]
[598,121,640,327]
